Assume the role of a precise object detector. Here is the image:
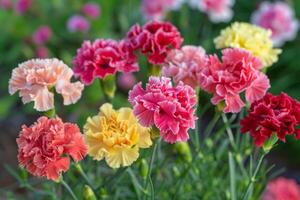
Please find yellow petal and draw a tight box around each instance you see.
[99,103,115,118]
[137,125,152,148]
[105,146,139,168]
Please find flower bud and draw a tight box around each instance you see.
[83,185,97,200]
[101,75,116,99]
[150,126,160,140]
[139,159,148,180]
[173,142,192,162]
[263,133,278,153]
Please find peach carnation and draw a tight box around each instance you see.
[17,116,87,181]
[162,45,206,88]
[9,58,84,112]
[199,48,270,113]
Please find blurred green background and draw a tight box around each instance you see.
[0,0,300,190]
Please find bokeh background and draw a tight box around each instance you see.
[0,0,300,195]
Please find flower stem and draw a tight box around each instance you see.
[74,163,95,190]
[194,88,200,150]
[60,177,78,200]
[222,113,237,151]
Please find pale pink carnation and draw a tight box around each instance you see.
[188,0,234,23]
[262,177,300,200]
[15,0,31,14]
[67,15,90,33]
[17,116,87,181]
[82,2,101,19]
[198,48,270,113]
[251,2,299,46]
[32,26,52,45]
[9,58,84,112]
[117,73,137,91]
[162,45,206,88]
[129,76,197,143]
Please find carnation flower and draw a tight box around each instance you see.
[15,0,31,14]
[129,76,197,143]
[198,48,270,113]
[17,117,87,181]
[82,2,101,19]
[126,21,183,64]
[262,177,300,200]
[141,0,185,20]
[117,73,137,91]
[32,26,52,45]
[67,15,90,33]
[9,58,84,112]
[36,46,49,58]
[162,45,206,88]
[72,39,139,85]
[0,0,12,9]
[214,22,282,67]
[188,0,234,23]
[84,103,152,168]
[251,2,299,47]
[241,93,300,146]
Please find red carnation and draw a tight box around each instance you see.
[126,21,183,64]
[17,117,87,181]
[241,93,300,146]
[73,39,139,85]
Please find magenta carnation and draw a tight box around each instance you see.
[199,48,270,113]
[73,39,139,85]
[15,0,31,14]
[82,2,100,19]
[67,15,90,33]
[129,76,197,143]
[32,26,52,45]
[126,21,183,64]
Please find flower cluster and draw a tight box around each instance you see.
[214,22,282,67]
[189,0,234,23]
[199,48,270,113]
[17,117,87,181]
[251,2,299,47]
[162,45,206,88]
[84,103,152,168]
[9,58,84,111]
[73,39,138,85]
[262,177,300,200]
[129,76,197,143]
[241,93,300,146]
[126,21,183,64]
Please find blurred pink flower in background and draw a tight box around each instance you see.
[82,2,101,19]
[117,73,137,91]
[35,46,49,58]
[0,0,12,9]
[251,2,299,47]
[262,177,300,200]
[162,45,206,88]
[32,26,52,45]
[67,15,90,33]
[188,0,234,23]
[15,0,31,14]
[141,0,185,20]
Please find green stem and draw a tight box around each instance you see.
[74,163,95,190]
[60,177,78,200]
[241,152,266,200]
[222,113,237,151]
[194,88,200,150]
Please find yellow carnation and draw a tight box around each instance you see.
[84,103,152,168]
[214,22,282,67]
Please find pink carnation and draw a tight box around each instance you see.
[129,76,197,143]
[251,2,299,46]
[82,2,101,19]
[262,177,300,200]
[117,73,137,91]
[126,21,183,64]
[9,58,84,112]
[162,45,206,88]
[189,0,234,23]
[72,39,139,85]
[32,26,52,45]
[36,46,49,58]
[199,48,270,113]
[17,117,87,181]
[15,0,31,14]
[0,0,12,9]
[67,15,90,33]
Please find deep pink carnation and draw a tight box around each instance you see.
[73,39,139,85]
[15,0,31,14]
[17,117,87,181]
[36,46,49,58]
[32,26,52,45]
[199,48,270,113]
[162,45,207,88]
[82,2,100,19]
[126,21,183,64]
[262,177,300,200]
[251,2,299,46]
[241,93,300,146]
[67,15,90,33]
[129,76,197,143]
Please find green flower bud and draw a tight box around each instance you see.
[148,65,161,76]
[140,159,149,180]
[99,188,109,199]
[19,167,28,181]
[172,166,180,177]
[101,75,116,99]
[150,126,160,140]
[263,133,278,153]
[173,142,192,162]
[83,185,97,200]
